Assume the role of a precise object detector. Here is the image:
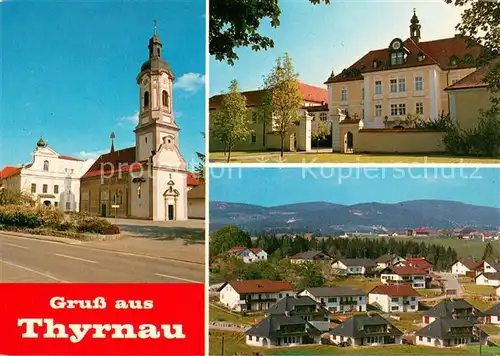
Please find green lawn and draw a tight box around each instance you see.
[209,151,500,164]
[418,289,442,298]
[390,312,424,333]
[326,277,380,292]
[209,304,261,325]
[464,296,497,312]
[463,284,495,295]
[209,331,500,355]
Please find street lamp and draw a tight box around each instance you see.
[474,316,484,356]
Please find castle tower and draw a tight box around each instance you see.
[410,8,421,43]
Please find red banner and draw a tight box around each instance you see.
[0,283,205,355]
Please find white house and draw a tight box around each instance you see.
[0,138,94,212]
[331,258,377,275]
[299,287,366,313]
[483,259,500,273]
[290,250,332,264]
[415,318,487,348]
[422,299,480,325]
[374,254,406,270]
[380,266,430,289]
[368,285,419,313]
[452,258,483,276]
[218,280,293,312]
[475,272,500,287]
[485,303,500,324]
[229,247,268,263]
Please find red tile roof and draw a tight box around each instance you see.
[187,173,203,186]
[404,258,433,270]
[369,284,420,297]
[0,166,21,179]
[82,147,138,178]
[59,155,83,161]
[209,81,328,109]
[384,266,428,276]
[445,65,489,91]
[227,280,293,294]
[457,258,483,270]
[326,35,482,84]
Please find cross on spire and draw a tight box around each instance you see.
[154,20,158,35]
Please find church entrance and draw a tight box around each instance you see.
[101,204,107,217]
[168,204,175,220]
[163,180,180,221]
[344,132,354,153]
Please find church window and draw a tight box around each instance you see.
[341,87,348,102]
[157,48,161,56]
[320,112,327,121]
[43,184,48,193]
[144,91,150,108]
[145,137,148,143]
[65,202,71,211]
[162,90,169,108]
[54,185,59,194]
[31,184,36,193]
[251,133,257,143]
[43,160,49,171]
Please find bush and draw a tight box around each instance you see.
[74,215,120,235]
[0,189,35,206]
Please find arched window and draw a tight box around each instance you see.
[144,91,149,108]
[157,48,161,57]
[43,160,49,171]
[162,90,169,108]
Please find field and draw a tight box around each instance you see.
[389,312,424,333]
[209,304,261,325]
[326,276,380,292]
[209,151,500,164]
[209,331,500,355]
[463,284,495,295]
[418,289,442,297]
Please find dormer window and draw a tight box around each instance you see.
[450,56,459,66]
[464,54,474,65]
[417,53,425,62]
[373,60,378,68]
[391,52,405,65]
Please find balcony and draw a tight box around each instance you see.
[340,300,358,306]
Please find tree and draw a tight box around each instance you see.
[311,121,329,152]
[210,0,331,65]
[445,0,500,93]
[211,80,251,162]
[260,53,304,157]
[0,188,35,206]
[209,225,252,261]
[483,242,495,260]
[194,132,205,181]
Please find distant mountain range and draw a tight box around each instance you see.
[209,200,500,234]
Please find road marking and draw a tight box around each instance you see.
[55,254,97,264]
[5,243,29,249]
[154,273,202,284]
[0,259,68,282]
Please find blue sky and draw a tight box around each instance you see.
[210,168,500,208]
[210,0,464,94]
[1,0,205,170]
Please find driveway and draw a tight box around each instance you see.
[435,272,461,297]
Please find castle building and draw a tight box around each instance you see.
[79,26,191,221]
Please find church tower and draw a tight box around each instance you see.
[410,8,421,43]
[135,20,178,162]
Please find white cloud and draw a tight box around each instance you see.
[117,111,139,126]
[76,149,108,159]
[174,73,205,93]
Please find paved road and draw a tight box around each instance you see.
[436,272,461,296]
[0,232,204,283]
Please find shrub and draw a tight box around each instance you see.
[74,215,120,235]
[0,189,35,206]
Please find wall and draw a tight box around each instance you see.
[219,284,241,311]
[368,293,390,312]
[188,198,205,219]
[476,274,500,286]
[452,262,471,276]
[80,175,130,217]
[450,89,499,131]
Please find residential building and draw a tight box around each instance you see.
[368,285,420,313]
[422,299,484,325]
[329,313,403,346]
[245,314,322,347]
[187,183,205,219]
[483,259,500,273]
[0,139,95,212]
[325,9,481,151]
[209,82,328,153]
[228,246,268,263]
[475,272,500,287]
[331,258,377,275]
[290,250,333,264]
[218,280,293,312]
[380,266,430,289]
[299,287,366,313]
[374,254,406,269]
[415,317,487,348]
[266,295,330,332]
[395,257,433,273]
[452,258,483,276]
[485,303,500,325]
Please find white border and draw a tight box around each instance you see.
[204,0,210,354]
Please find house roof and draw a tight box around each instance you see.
[329,313,403,338]
[398,258,433,270]
[375,254,401,263]
[0,166,21,179]
[229,246,264,255]
[59,155,83,161]
[369,285,420,297]
[187,184,205,199]
[223,280,293,294]
[245,314,321,338]
[325,35,481,84]
[484,259,500,271]
[267,295,327,315]
[456,258,483,271]
[209,81,328,109]
[445,60,499,91]
[382,266,428,276]
[337,258,377,268]
[290,250,331,260]
[415,317,483,339]
[485,303,500,317]
[424,299,484,318]
[302,287,366,298]
[477,272,500,281]
[81,147,141,178]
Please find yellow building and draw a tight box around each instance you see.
[325,9,481,151]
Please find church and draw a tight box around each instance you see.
[79,26,195,221]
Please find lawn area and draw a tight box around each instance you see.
[209,331,500,355]
[389,312,424,333]
[209,151,500,164]
[463,284,495,295]
[418,289,442,298]
[327,277,380,292]
[209,304,261,325]
[464,296,497,311]
[480,324,500,336]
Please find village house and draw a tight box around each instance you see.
[422,299,483,325]
[415,317,488,348]
[394,257,433,273]
[245,314,323,347]
[329,313,403,346]
[299,287,366,313]
[483,259,500,273]
[187,183,205,219]
[475,272,500,287]
[331,258,377,275]
[380,266,430,289]
[368,285,420,313]
[374,254,406,269]
[290,250,333,264]
[485,303,500,325]
[218,280,293,312]
[266,295,330,332]
[452,258,483,277]
[228,246,268,263]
